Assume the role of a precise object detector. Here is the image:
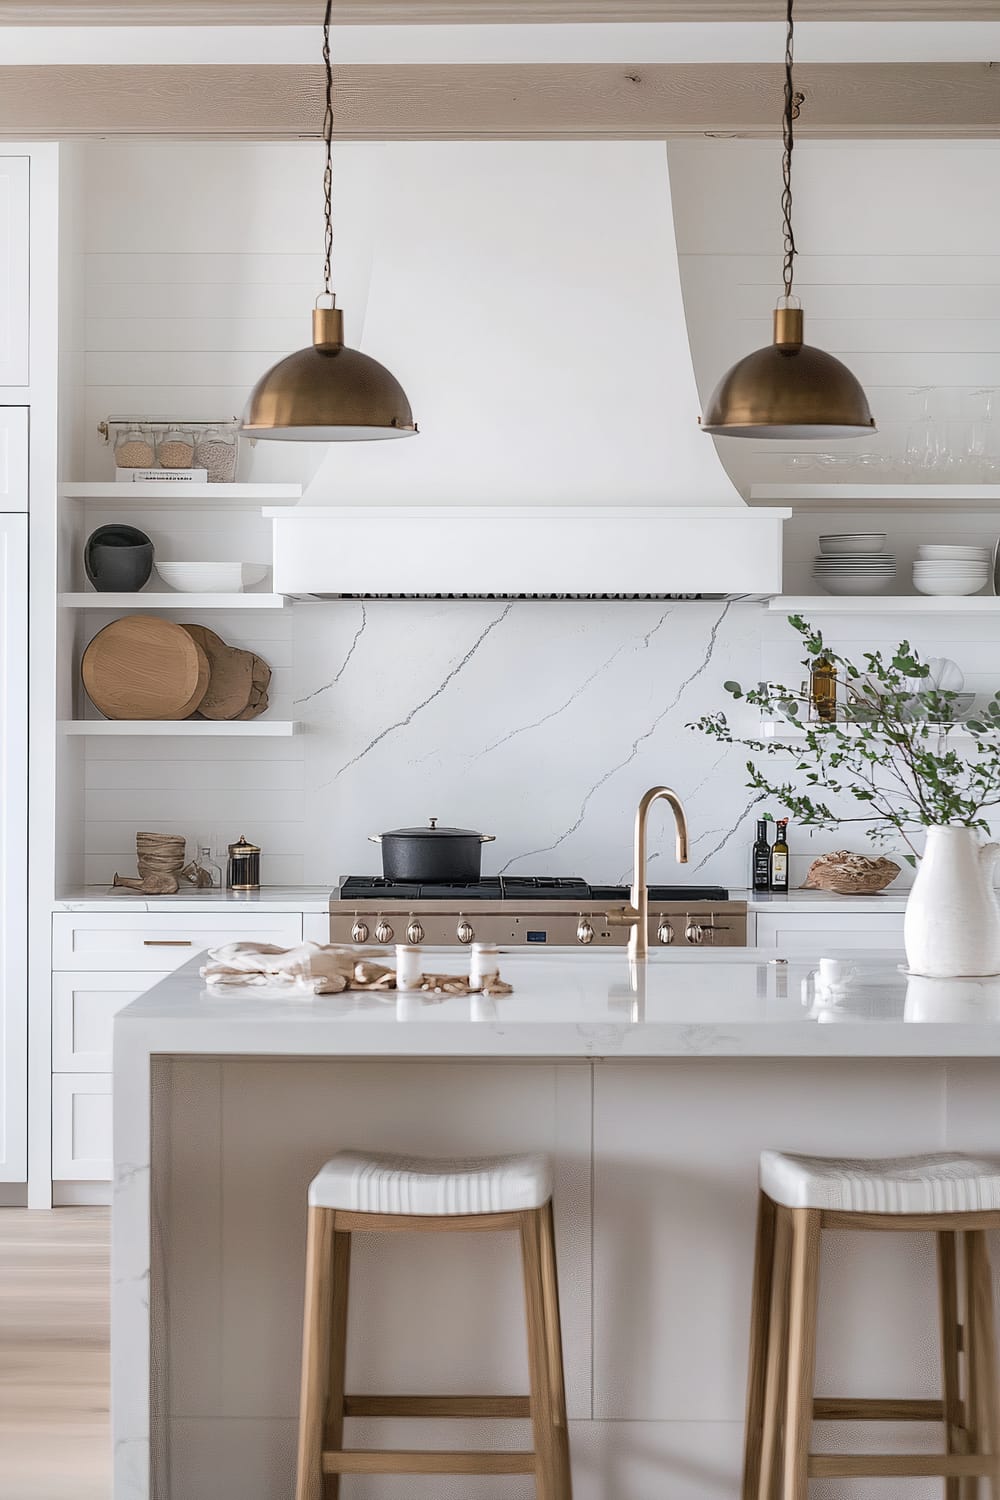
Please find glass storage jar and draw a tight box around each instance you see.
[114,424,155,470]
[156,427,195,469]
[194,424,238,483]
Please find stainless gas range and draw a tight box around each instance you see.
[329,876,748,949]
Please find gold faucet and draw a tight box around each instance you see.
[606,786,690,961]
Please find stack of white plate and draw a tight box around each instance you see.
[813,534,896,596]
[913,545,990,597]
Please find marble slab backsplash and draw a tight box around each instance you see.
[87,598,977,890]
[295,599,766,888]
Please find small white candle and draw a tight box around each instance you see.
[395,944,423,991]
[469,942,500,992]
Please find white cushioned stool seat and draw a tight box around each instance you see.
[761,1149,1000,1214]
[308,1149,553,1215]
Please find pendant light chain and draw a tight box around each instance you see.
[780,0,805,304]
[322,0,335,300]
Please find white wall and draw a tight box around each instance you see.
[78,138,738,506]
[65,138,1000,892]
[669,139,1000,496]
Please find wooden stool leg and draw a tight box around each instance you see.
[938,1231,964,1500]
[521,1204,573,1500]
[296,1207,337,1500]
[968,1232,1000,1500]
[322,1230,352,1499]
[759,1207,792,1500]
[782,1209,821,1500]
[744,1192,778,1500]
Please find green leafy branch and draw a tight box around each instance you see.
[687,615,1000,865]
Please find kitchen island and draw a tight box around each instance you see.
[114,947,1000,1500]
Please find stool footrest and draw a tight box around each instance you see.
[344,1394,531,1418]
[813,1397,945,1422]
[322,1448,536,1475]
[809,1454,991,1479]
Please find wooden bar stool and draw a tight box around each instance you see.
[743,1150,1000,1500]
[295,1148,572,1500]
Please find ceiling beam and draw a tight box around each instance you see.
[0,3,994,23]
[0,61,994,139]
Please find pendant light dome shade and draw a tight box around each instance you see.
[700,0,874,442]
[242,307,416,442]
[700,306,875,439]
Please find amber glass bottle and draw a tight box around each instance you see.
[810,652,838,723]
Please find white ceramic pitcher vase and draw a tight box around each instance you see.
[904,826,1000,978]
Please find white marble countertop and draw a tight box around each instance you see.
[54,884,335,913]
[55,884,910,914]
[113,946,1000,1058]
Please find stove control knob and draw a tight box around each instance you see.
[406,918,425,945]
[456,919,475,945]
[351,919,370,944]
[685,920,705,945]
[576,917,595,945]
[374,918,394,945]
[656,920,675,946]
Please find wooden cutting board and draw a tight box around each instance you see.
[181,624,257,720]
[81,615,210,720]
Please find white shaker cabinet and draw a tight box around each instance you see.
[51,911,304,1186]
[0,159,29,387]
[755,910,905,953]
[0,513,27,1181]
[0,408,27,510]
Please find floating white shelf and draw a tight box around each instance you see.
[59,482,303,507]
[61,720,301,737]
[759,720,973,740]
[750,484,1000,512]
[769,595,1000,613]
[59,592,288,610]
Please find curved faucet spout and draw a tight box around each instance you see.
[607,785,690,962]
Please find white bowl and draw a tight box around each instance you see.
[155,561,269,594]
[912,577,987,597]
[813,574,895,596]
[818,534,886,556]
[917,545,990,561]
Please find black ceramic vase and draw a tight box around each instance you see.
[84,524,154,593]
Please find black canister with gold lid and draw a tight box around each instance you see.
[227,835,261,891]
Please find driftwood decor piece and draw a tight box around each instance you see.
[802,851,901,896]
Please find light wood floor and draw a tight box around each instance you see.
[0,1208,110,1499]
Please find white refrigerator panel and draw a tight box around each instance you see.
[0,512,27,1179]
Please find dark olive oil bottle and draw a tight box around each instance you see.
[752,819,771,893]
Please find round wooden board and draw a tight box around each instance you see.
[81,615,210,720]
[180,623,257,719]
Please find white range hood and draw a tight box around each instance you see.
[266,505,790,600]
[263,142,789,598]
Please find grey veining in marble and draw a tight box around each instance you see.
[294,599,761,885]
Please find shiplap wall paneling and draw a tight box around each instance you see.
[669,139,1000,499]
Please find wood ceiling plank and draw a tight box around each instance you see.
[0,62,995,139]
[0,3,994,22]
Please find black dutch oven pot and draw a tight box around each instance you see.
[369,818,496,882]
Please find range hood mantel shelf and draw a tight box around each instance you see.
[265,507,792,601]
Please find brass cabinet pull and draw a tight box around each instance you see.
[142,939,193,947]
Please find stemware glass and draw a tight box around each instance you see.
[904,387,950,478]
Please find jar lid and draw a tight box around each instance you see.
[228,834,260,854]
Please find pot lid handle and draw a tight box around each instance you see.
[429,817,437,828]
[367,834,382,844]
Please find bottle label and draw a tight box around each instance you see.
[771,852,788,887]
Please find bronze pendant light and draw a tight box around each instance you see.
[242,0,417,442]
[700,0,874,440]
